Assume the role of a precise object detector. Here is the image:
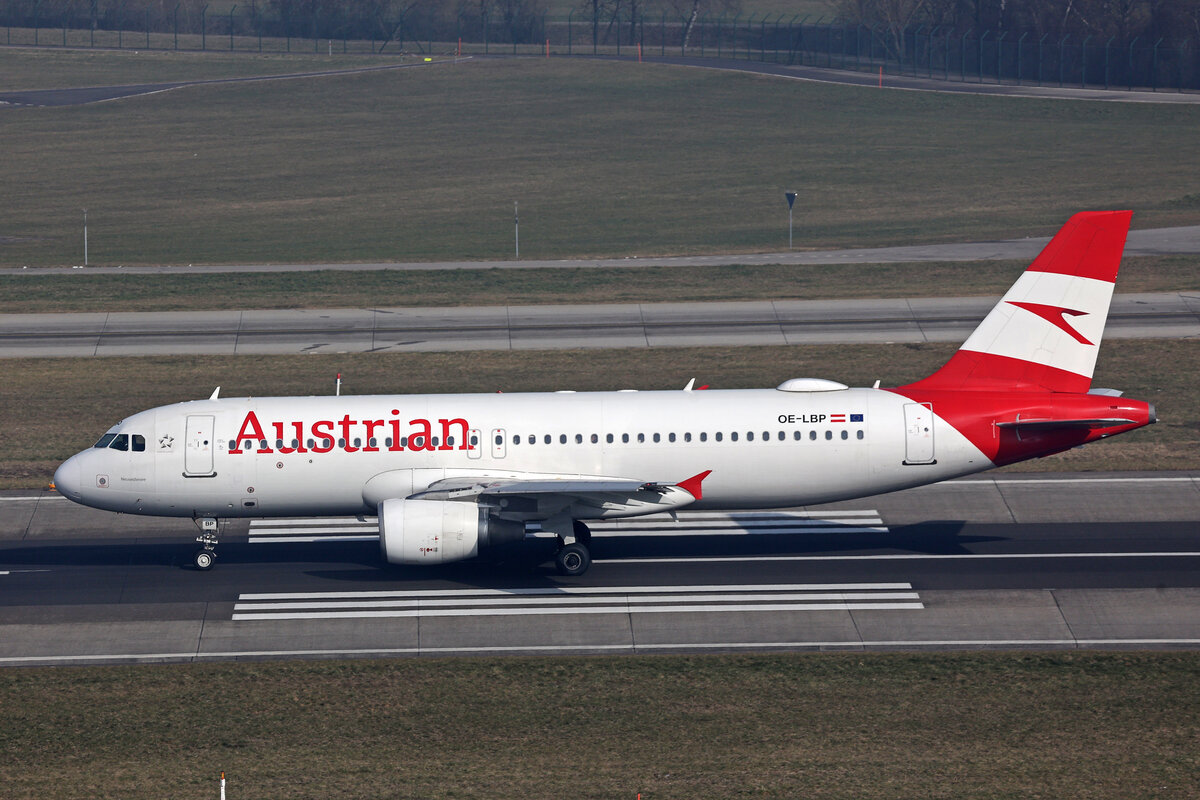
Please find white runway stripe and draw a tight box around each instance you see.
[232,582,923,621]
[247,510,889,543]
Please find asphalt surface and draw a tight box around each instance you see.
[2,473,1198,664]
[3,291,1196,357]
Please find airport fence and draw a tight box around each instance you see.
[2,2,1197,93]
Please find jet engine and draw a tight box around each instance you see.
[378,498,525,565]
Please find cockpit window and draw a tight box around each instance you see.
[132,435,146,452]
[109,434,129,451]
[94,433,117,449]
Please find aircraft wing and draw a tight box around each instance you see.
[409,470,712,521]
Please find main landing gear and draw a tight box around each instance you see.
[192,517,219,570]
[554,520,593,577]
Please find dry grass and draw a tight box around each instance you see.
[4,339,1194,488]
[1,56,1198,266]
[1,651,1199,799]
[1,254,1196,312]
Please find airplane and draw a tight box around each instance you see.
[53,210,1155,575]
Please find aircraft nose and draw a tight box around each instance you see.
[53,455,83,502]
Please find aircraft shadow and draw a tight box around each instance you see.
[0,521,1000,585]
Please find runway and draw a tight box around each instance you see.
[3,291,1197,357]
[2,473,1197,664]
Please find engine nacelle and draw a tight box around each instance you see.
[378,498,525,565]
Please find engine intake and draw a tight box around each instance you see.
[378,498,525,565]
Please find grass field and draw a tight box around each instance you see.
[4,339,1193,488]
[1,53,1198,267]
[2,651,1198,799]
[0,48,408,90]
[2,254,1197,312]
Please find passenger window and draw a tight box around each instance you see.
[94,433,117,449]
[825,431,833,440]
[496,435,503,445]
[294,439,301,448]
[386,437,393,448]
[589,434,597,444]
[606,434,614,444]
[528,434,536,445]
[841,430,849,440]
[545,435,552,445]
[857,430,865,440]
[778,431,785,441]
[793,431,801,440]
[764,431,771,441]
[731,432,738,442]
[715,432,723,442]
[338,438,346,448]
[622,434,630,443]
[307,438,316,448]
[700,432,707,442]
[513,435,520,445]
[109,434,129,451]
[354,437,362,448]
[432,437,440,447]
[276,439,284,449]
[668,433,675,443]
[446,437,454,447]
[368,438,377,448]
[809,431,817,441]
[637,433,645,443]
[684,432,691,442]
[575,434,582,444]
[470,435,478,446]
[747,432,754,441]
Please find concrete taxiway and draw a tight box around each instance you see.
[2,291,1197,357]
[1,473,1197,665]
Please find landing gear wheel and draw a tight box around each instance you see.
[193,549,215,570]
[555,542,591,577]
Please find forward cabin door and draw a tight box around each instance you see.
[184,415,216,477]
[903,403,936,465]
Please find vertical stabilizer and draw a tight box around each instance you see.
[904,210,1132,393]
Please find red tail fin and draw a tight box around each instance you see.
[903,211,1131,393]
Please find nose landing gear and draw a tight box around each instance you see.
[192,517,220,570]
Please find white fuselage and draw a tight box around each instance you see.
[54,386,989,520]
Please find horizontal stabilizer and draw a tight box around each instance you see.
[995,417,1137,431]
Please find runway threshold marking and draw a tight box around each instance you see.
[246,510,889,543]
[232,582,923,621]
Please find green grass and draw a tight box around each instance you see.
[1,55,1198,267]
[0,48,408,91]
[2,652,1199,799]
[1,255,1196,312]
[5,339,1193,488]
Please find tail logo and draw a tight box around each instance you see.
[1006,301,1094,346]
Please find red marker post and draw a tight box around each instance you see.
[220,772,226,800]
